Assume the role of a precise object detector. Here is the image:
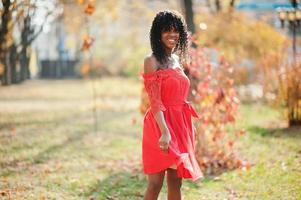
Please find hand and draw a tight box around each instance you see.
[158,130,171,153]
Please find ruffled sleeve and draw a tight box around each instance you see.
[142,72,166,115]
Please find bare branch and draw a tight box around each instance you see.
[28,10,59,44]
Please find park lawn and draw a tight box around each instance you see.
[0,78,300,200]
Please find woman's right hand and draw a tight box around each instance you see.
[158,129,171,153]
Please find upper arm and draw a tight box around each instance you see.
[143,55,167,117]
[144,55,157,74]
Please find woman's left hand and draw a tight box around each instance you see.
[158,131,171,153]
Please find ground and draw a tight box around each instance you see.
[0,78,300,200]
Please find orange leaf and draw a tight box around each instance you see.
[84,3,95,15]
[77,0,85,5]
[227,139,234,147]
[81,35,95,51]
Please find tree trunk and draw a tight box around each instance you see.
[25,49,31,79]
[2,55,12,85]
[215,0,222,12]
[230,0,236,8]
[19,15,32,81]
[228,0,236,12]
[0,0,12,85]
[20,47,30,81]
[9,44,18,83]
[182,0,195,34]
[181,0,196,82]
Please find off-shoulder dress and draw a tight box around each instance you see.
[142,66,204,182]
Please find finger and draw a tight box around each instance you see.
[159,146,167,151]
[162,146,169,153]
[158,142,167,147]
[159,146,167,150]
[159,140,167,144]
[159,142,168,147]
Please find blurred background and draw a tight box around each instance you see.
[0,0,299,79]
[0,0,300,199]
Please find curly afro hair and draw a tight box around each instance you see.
[150,10,189,67]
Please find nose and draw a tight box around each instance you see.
[169,32,179,37]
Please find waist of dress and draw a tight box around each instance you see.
[163,101,200,118]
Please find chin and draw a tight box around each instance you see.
[166,44,176,49]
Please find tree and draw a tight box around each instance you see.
[261,44,301,126]
[215,0,221,12]
[0,0,61,85]
[206,0,237,13]
[186,41,250,174]
[182,0,195,34]
[229,0,236,11]
[0,0,13,85]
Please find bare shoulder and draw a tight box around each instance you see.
[144,54,158,74]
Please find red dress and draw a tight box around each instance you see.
[142,67,204,182]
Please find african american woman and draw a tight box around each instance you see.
[142,10,204,200]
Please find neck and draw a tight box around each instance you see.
[165,48,172,57]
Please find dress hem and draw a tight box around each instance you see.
[143,155,204,182]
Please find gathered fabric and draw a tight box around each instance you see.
[143,72,166,115]
[142,67,204,182]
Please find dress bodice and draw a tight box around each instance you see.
[142,67,199,118]
[159,67,190,106]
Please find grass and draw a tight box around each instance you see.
[0,78,300,200]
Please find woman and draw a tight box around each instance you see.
[142,10,204,200]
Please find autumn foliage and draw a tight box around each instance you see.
[78,0,96,76]
[186,40,251,175]
[260,47,301,126]
[279,62,301,126]
[81,35,95,51]
[77,0,96,51]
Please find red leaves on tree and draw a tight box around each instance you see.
[77,0,85,5]
[81,35,95,51]
[214,88,225,104]
[84,3,95,15]
[185,37,251,175]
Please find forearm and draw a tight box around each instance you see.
[153,111,169,134]
[154,110,171,152]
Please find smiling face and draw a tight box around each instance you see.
[161,27,179,51]
[150,10,188,64]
